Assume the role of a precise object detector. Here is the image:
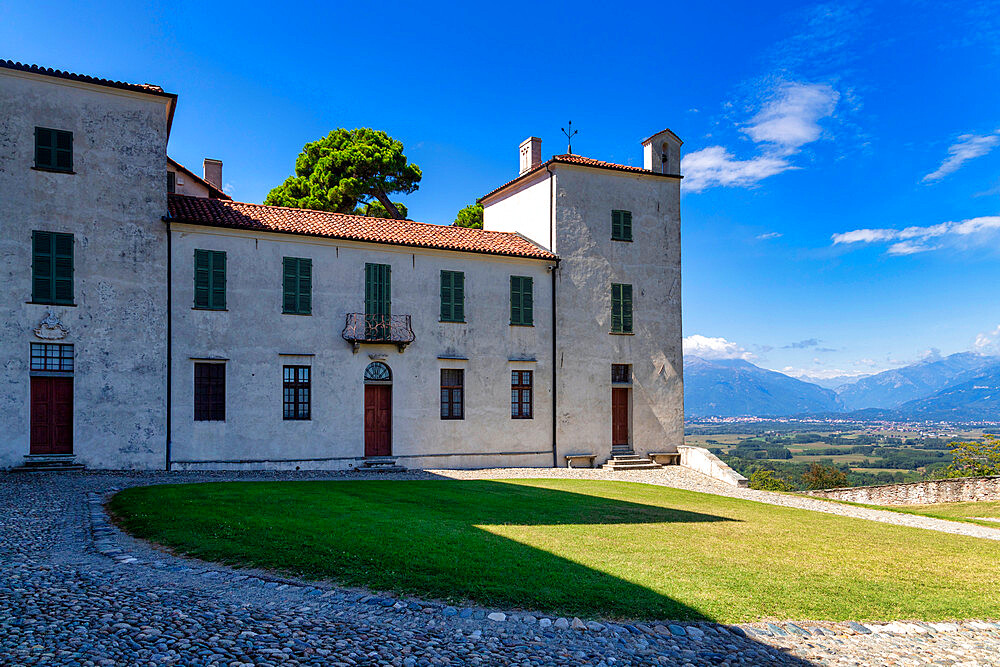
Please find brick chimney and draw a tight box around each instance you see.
[203,158,223,190]
[519,137,542,175]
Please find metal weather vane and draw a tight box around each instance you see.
[561,121,578,154]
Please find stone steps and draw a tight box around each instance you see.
[601,455,663,471]
[11,454,85,473]
[358,457,407,473]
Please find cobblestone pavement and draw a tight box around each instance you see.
[3,471,1000,666]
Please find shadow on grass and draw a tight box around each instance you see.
[109,477,818,664]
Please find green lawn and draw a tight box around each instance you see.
[109,479,1000,622]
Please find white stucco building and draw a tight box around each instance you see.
[0,60,684,471]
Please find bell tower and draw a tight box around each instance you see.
[641,128,683,175]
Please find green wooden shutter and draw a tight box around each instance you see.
[611,283,623,332]
[32,231,53,303]
[194,250,211,308]
[282,257,297,313]
[622,211,632,241]
[52,233,73,304]
[34,128,51,170]
[440,270,452,321]
[621,283,633,332]
[211,251,226,309]
[298,258,312,314]
[611,210,622,240]
[522,276,533,325]
[453,271,464,322]
[510,276,521,324]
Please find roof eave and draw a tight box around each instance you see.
[479,157,682,204]
[168,216,556,261]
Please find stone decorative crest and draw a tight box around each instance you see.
[34,311,69,340]
[368,353,388,361]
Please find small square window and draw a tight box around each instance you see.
[612,364,631,384]
[611,210,632,242]
[34,127,73,172]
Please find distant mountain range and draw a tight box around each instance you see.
[684,352,1000,421]
[685,356,841,418]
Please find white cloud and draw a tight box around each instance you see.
[683,335,754,361]
[974,325,1000,354]
[756,231,783,240]
[681,147,791,193]
[682,82,838,193]
[781,366,872,381]
[923,132,1000,183]
[832,216,1000,255]
[744,83,840,153]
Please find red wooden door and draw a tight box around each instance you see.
[611,387,629,446]
[364,384,392,457]
[30,376,73,455]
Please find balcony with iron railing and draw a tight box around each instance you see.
[342,313,416,352]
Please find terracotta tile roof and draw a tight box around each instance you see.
[479,153,682,202]
[167,194,556,260]
[0,59,175,98]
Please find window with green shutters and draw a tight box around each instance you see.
[31,231,74,305]
[440,270,465,322]
[510,276,533,326]
[364,263,391,339]
[34,127,73,172]
[193,249,226,310]
[611,209,633,241]
[611,283,633,333]
[282,257,312,315]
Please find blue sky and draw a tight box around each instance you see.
[4,1,999,382]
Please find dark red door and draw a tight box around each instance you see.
[612,387,629,447]
[364,384,392,457]
[30,376,73,455]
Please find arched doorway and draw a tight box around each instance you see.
[363,362,392,457]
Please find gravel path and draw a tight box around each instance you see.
[1,469,999,666]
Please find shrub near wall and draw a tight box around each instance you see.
[806,476,1000,505]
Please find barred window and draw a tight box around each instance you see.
[30,343,73,372]
[511,370,533,419]
[194,363,225,421]
[612,364,631,384]
[440,369,464,420]
[283,366,311,420]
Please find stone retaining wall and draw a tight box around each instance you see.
[807,476,1000,505]
[677,445,748,487]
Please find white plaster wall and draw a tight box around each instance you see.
[550,166,684,463]
[486,164,684,464]
[169,226,555,469]
[482,171,553,251]
[0,70,170,469]
[678,446,748,487]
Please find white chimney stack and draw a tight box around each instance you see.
[519,137,542,175]
[203,158,223,190]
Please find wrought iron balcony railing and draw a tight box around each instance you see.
[342,313,415,352]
